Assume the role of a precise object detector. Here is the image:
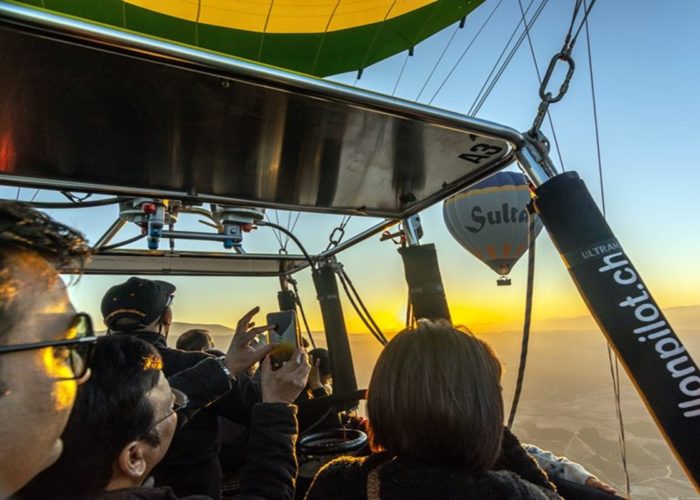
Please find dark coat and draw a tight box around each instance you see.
[88,403,299,500]
[304,428,561,500]
[113,331,261,500]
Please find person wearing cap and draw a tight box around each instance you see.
[16,334,311,500]
[101,278,277,499]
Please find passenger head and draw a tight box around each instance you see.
[176,328,214,352]
[0,201,92,495]
[309,348,332,386]
[101,277,176,337]
[19,335,181,499]
[366,319,503,472]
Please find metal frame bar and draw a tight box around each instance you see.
[0,2,525,219]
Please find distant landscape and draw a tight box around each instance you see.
[169,305,700,499]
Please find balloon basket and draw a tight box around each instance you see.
[497,276,512,286]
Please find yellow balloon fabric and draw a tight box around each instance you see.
[15,0,483,76]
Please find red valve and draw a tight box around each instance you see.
[241,223,254,232]
[142,202,157,214]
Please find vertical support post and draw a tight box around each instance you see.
[312,261,358,396]
[277,289,297,312]
[531,171,700,489]
[398,243,451,322]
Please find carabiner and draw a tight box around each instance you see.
[539,52,576,103]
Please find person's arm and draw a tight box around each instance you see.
[239,349,311,500]
[523,444,617,494]
[493,427,556,492]
[239,403,298,500]
[524,444,594,484]
[167,357,232,427]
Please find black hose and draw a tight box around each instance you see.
[94,234,146,252]
[27,196,130,209]
[256,220,314,268]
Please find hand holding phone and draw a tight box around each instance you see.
[266,311,300,369]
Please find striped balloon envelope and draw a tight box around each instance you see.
[15,0,483,76]
[443,171,542,278]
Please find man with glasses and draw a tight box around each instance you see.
[101,278,281,499]
[18,334,310,500]
[0,201,95,498]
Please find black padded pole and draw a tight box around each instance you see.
[277,290,296,312]
[398,243,451,323]
[534,171,699,489]
[312,263,358,396]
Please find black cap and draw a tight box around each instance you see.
[101,277,176,331]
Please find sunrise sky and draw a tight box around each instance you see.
[5,0,700,337]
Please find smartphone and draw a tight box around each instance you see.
[266,311,300,369]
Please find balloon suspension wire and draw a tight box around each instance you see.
[391,51,411,97]
[289,277,317,349]
[516,0,565,172]
[27,196,129,209]
[507,206,537,429]
[415,22,461,102]
[336,265,388,346]
[582,2,630,494]
[354,1,399,86]
[428,0,504,105]
[469,0,549,116]
[256,220,314,268]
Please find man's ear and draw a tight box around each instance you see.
[117,441,148,479]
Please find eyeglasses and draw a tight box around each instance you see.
[143,388,189,437]
[0,312,97,381]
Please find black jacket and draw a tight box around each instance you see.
[305,428,561,500]
[113,331,261,499]
[88,403,299,500]
[305,454,561,500]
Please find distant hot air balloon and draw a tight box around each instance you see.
[17,0,484,77]
[443,171,542,285]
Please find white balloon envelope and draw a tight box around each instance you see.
[443,171,543,279]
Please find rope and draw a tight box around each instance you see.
[470,0,549,116]
[583,3,629,494]
[469,0,536,115]
[340,269,387,343]
[516,0,566,172]
[391,51,411,97]
[427,0,504,105]
[265,211,284,250]
[353,1,399,86]
[256,220,314,268]
[507,207,537,429]
[290,278,317,349]
[415,23,461,102]
[335,266,387,346]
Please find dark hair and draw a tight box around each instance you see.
[176,329,213,351]
[309,348,331,377]
[0,201,90,342]
[17,335,163,500]
[366,319,503,472]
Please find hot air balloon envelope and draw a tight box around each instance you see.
[15,0,484,76]
[443,171,542,277]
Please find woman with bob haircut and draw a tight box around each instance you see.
[305,319,561,500]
